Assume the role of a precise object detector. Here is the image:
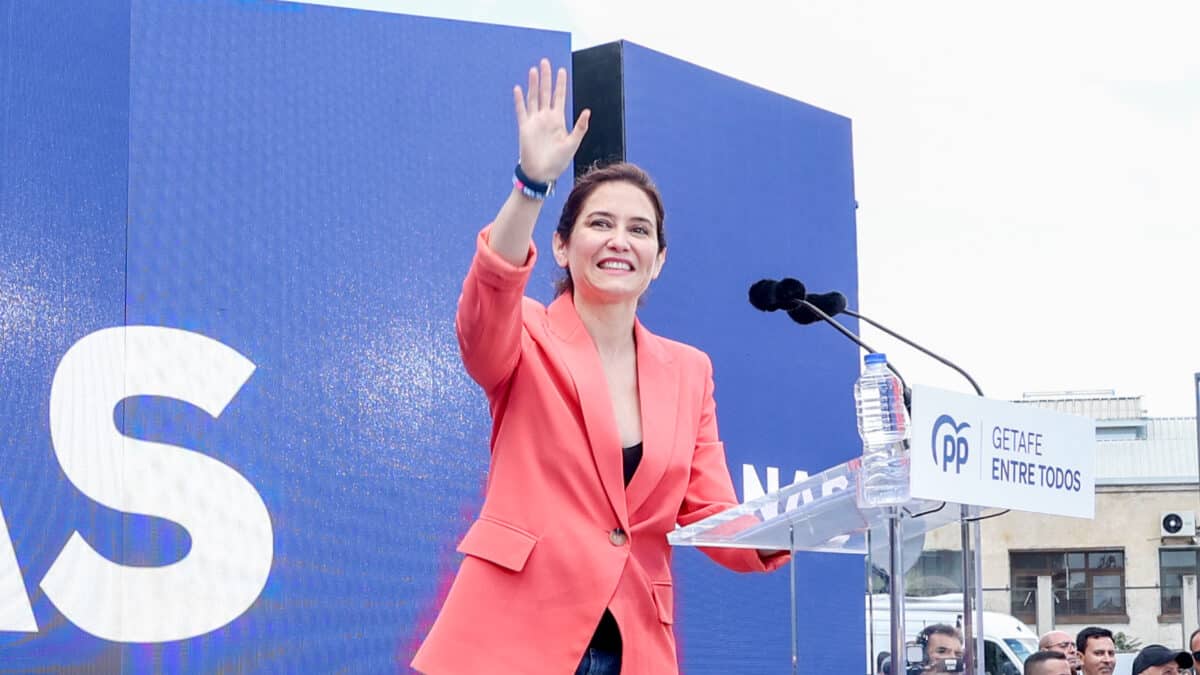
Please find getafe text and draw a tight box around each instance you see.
[990,425,1081,491]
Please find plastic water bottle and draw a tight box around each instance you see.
[855,353,911,507]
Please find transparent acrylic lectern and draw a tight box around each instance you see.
[667,458,968,675]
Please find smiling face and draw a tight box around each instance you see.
[552,180,666,306]
[1081,636,1116,675]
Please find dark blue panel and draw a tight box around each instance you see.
[0,0,129,670]
[122,2,569,671]
[618,42,863,673]
[2,0,572,670]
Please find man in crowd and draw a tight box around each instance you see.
[1040,629,1082,672]
[1189,627,1200,656]
[917,624,965,673]
[1129,644,1192,675]
[1025,650,1073,675]
[1075,626,1116,675]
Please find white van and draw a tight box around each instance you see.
[866,594,1039,674]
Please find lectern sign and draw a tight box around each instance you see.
[910,385,1096,518]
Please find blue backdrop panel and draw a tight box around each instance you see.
[1,0,571,671]
[0,0,129,671]
[2,2,861,672]
[123,2,570,672]
[615,42,863,673]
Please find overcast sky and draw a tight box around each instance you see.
[297,0,1200,416]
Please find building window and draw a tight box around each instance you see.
[1010,549,1126,624]
[868,549,964,596]
[908,549,964,596]
[1095,425,1146,441]
[1159,548,1200,617]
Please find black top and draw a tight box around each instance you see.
[621,442,643,487]
[587,442,644,655]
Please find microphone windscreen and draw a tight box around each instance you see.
[786,303,825,325]
[775,278,806,310]
[807,291,848,317]
[748,279,778,311]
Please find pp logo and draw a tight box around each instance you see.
[931,415,970,474]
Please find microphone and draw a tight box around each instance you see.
[787,291,847,325]
[746,278,912,409]
[748,278,806,312]
[800,290,983,397]
[785,293,913,411]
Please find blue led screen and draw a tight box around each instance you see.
[0,3,859,671]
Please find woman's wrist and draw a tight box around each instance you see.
[512,163,555,200]
[508,184,544,207]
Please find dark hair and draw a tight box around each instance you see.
[1190,627,1200,650]
[552,162,666,297]
[1024,650,1067,675]
[1076,626,1114,653]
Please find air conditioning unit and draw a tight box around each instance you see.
[1161,511,1196,537]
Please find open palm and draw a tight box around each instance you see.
[513,58,590,184]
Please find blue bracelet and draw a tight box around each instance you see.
[513,164,554,200]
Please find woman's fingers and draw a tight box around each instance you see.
[516,60,587,177]
[567,108,591,151]
[553,67,567,111]
[521,59,572,117]
[538,58,552,111]
[513,85,527,122]
[526,66,537,112]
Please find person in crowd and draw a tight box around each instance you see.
[1040,629,1082,672]
[1189,627,1200,657]
[410,58,787,675]
[1129,644,1193,675]
[1025,650,1073,675]
[918,624,965,673]
[1075,626,1117,675]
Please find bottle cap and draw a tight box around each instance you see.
[864,353,887,365]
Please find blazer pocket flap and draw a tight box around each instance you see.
[651,581,674,625]
[456,517,538,572]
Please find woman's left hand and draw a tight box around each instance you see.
[512,58,590,184]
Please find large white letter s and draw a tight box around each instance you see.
[43,326,272,642]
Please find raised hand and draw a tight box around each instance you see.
[513,58,590,184]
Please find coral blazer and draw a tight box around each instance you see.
[412,228,786,675]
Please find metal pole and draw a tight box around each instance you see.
[790,525,798,675]
[960,506,975,675]
[972,517,985,675]
[867,528,877,674]
[1193,373,1199,502]
[890,509,906,675]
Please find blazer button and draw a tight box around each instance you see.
[609,528,628,546]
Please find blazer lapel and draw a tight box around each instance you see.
[625,318,680,518]
[546,295,629,531]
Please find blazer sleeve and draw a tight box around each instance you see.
[455,225,537,396]
[677,354,790,573]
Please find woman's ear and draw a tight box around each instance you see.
[650,246,666,280]
[552,231,569,268]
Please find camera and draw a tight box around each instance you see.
[905,656,964,674]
